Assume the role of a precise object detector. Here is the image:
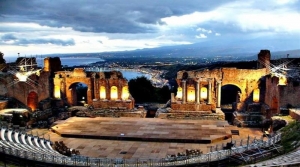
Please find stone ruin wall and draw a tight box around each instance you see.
[43,57,62,72]
[0,73,10,96]
[221,68,267,103]
[175,69,221,111]
[264,76,280,114]
[279,82,300,108]
[265,76,300,112]
[93,71,134,109]
[54,69,134,109]
[0,71,51,110]
[0,56,63,111]
[174,67,267,112]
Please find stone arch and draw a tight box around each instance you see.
[176,86,182,100]
[110,86,118,100]
[67,82,88,106]
[187,86,195,102]
[54,85,61,99]
[253,88,260,102]
[121,86,129,100]
[27,91,38,111]
[221,84,242,105]
[99,86,106,100]
[200,87,208,101]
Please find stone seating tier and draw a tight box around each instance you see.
[0,128,64,157]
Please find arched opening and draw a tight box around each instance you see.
[54,85,61,99]
[200,87,208,101]
[221,84,241,122]
[68,82,88,106]
[187,86,195,102]
[99,86,106,100]
[176,87,182,100]
[110,86,118,100]
[221,84,242,106]
[253,88,260,103]
[121,86,129,100]
[27,91,38,111]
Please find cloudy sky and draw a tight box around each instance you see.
[0,0,300,57]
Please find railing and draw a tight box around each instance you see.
[0,133,282,167]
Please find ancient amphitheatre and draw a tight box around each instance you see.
[0,50,300,166]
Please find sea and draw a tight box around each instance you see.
[6,56,150,81]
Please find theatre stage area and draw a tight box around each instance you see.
[34,117,264,159]
[51,117,234,144]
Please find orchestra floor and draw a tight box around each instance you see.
[33,117,263,159]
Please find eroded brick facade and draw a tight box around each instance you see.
[54,69,134,109]
[172,67,267,112]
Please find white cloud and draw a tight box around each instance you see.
[161,11,218,27]
[195,33,207,39]
[0,22,192,57]
[1,0,300,56]
[196,28,212,34]
[275,0,298,5]
[161,0,300,34]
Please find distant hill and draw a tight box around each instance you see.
[45,38,300,61]
[271,49,300,59]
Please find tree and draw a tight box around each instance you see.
[0,52,6,71]
[128,76,155,103]
[156,85,171,103]
[0,52,5,64]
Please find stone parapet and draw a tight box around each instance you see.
[156,111,224,120]
[171,103,212,111]
[92,99,134,110]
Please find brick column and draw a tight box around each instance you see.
[182,80,186,104]
[171,93,175,103]
[196,81,200,104]
[199,82,202,103]
[207,79,212,104]
[217,81,222,108]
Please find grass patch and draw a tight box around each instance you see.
[280,121,300,152]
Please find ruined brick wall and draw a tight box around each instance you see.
[37,71,51,101]
[265,76,280,114]
[54,69,134,109]
[0,73,9,96]
[92,100,133,109]
[0,57,53,110]
[177,68,222,80]
[54,68,93,105]
[264,76,300,114]
[257,50,271,70]
[278,80,300,108]
[171,103,213,111]
[3,71,51,110]
[44,57,62,72]
[221,68,267,102]
[174,67,267,111]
